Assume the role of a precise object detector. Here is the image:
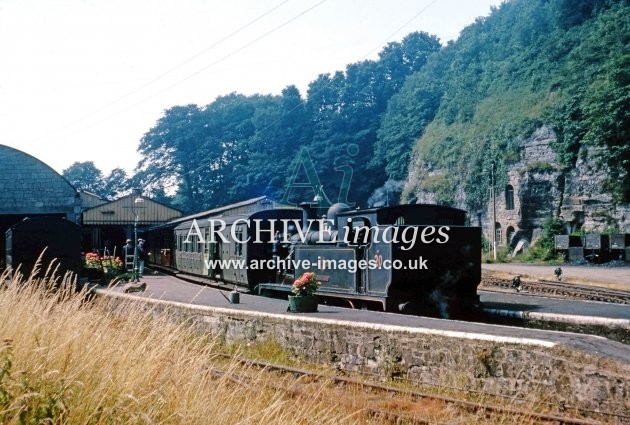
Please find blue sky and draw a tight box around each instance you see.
[0,0,503,175]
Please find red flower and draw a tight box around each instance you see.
[291,272,320,296]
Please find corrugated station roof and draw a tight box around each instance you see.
[82,193,182,225]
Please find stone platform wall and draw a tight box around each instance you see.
[99,290,629,416]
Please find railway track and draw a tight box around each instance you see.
[480,274,630,304]
[210,353,621,425]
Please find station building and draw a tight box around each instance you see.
[81,191,182,256]
[0,144,82,269]
[0,144,182,271]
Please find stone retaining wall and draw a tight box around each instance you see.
[98,290,629,416]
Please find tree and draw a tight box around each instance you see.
[62,161,104,195]
[377,0,629,210]
[302,33,441,206]
[583,54,630,201]
[102,168,130,200]
[135,104,207,212]
[377,31,441,99]
[375,68,444,180]
[197,93,257,207]
[229,86,311,202]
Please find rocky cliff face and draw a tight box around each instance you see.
[405,126,630,246]
[561,145,630,232]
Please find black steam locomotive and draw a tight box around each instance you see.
[170,202,481,316]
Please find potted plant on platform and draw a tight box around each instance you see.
[288,272,320,312]
[83,252,124,283]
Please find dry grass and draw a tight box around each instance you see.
[0,261,612,424]
[0,267,366,424]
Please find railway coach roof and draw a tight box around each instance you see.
[173,208,303,232]
[167,196,298,226]
[174,214,250,231]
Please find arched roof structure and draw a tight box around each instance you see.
[0,144,79,222]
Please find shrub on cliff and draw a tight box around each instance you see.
[524,217,565,262]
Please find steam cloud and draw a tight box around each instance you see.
[367,180,405,207]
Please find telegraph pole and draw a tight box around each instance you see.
[491,162,497,261]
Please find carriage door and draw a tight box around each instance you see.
[233,224,247,285]
[202,227,211,276]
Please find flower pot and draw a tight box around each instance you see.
[85,267,104,283]
[288,295,318,313]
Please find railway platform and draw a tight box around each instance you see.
[479,290,630,320]
[99,273,630,364]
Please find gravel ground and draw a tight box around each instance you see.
[482,263,630,288]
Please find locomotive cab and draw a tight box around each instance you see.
[292,204,481,316]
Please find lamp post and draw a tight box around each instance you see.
[131,195,145,282]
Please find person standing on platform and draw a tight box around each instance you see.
[137,238,148,277]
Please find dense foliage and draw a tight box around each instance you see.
[65,1,628,214]
[133,32,440,213]
[380,0,629,208]
[524,217,565,261]
[63,161,130,200]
